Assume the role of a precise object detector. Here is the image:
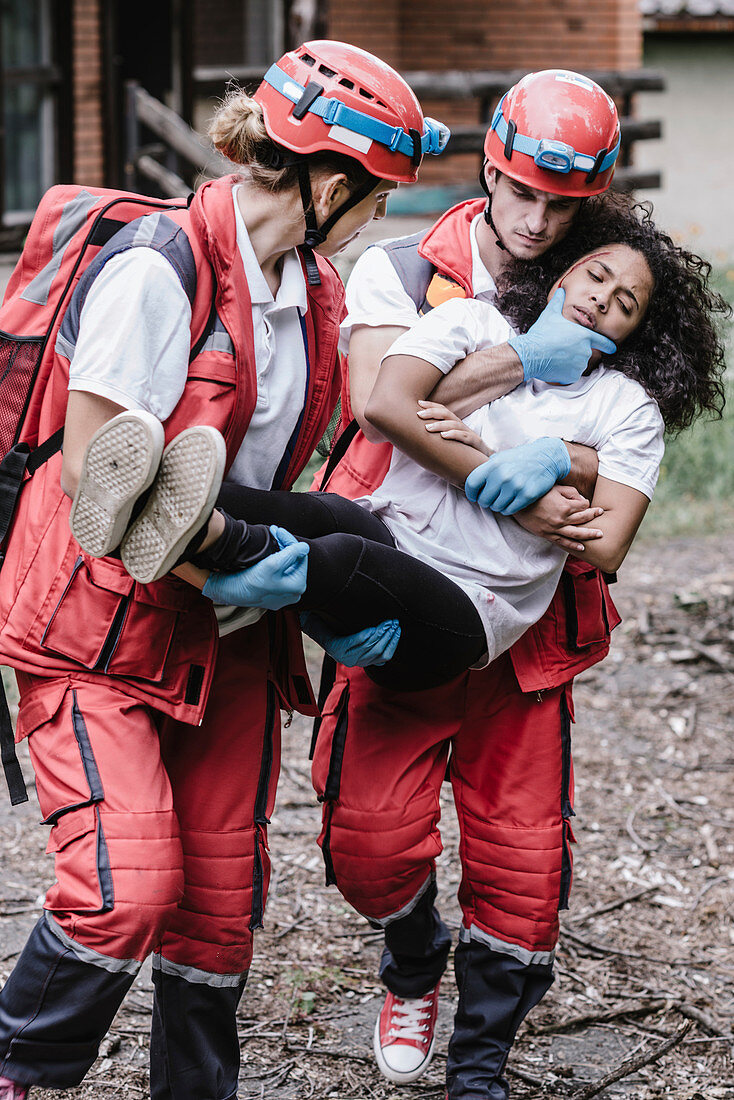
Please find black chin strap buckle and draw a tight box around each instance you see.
[503,119,517,161]
[585,146,607,186]
[299,244,322,287]
[408,128,423,167]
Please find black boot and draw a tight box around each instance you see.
[447,936,554,1099]
[380,876,452,997]
[150,962,247,1100]
[0,915,136,1087]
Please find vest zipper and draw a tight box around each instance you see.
[250,682,276,929]
[95,593,132,672]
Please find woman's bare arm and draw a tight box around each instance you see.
[365,353,492,487]
[61,391,126,497]
[565,475,650,573]
[348,324,409,442]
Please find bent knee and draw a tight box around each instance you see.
[47,806,184,958]
[323,798,441,919]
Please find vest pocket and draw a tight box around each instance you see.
[34,554,180,683]
[561,563,610,650]
[37,555,134,669]
[105,581,186,682]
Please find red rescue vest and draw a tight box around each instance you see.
[0,176,344,725]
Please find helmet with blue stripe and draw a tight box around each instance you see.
[484,70,621,197]
[255,40,450,185]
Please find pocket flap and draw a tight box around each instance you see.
[83,555,135,596]
[45,804,96,853]
[134,576,197,612]
[16,680,69,740]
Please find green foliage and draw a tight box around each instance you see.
[642,266,734,538]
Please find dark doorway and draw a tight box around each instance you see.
[104,0,193,188]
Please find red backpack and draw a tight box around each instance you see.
[0,186,207,546]
[0,184,211,803]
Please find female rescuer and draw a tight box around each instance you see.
[0,41,449,1100]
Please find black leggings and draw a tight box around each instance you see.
[214,485,486,692]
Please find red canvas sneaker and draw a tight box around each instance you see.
[373,981,440,1083]
[0,1077,29,1099]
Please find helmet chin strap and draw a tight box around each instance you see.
[478,161,507,253]
[296,162,378,285]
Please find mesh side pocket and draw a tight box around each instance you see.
[315,396,342,458]
[0,332,44,457]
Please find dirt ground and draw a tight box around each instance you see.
[1,531,733,1099]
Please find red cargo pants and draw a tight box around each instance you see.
[312,651,575,956]
[15,621,281,976]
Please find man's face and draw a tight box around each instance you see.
[485,166,581,260]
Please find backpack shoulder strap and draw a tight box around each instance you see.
[378,232,435,312]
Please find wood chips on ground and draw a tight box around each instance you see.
[1,533,732,1099]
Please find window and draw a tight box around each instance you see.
[1,0,58,224]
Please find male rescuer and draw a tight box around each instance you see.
[311,70,625,1098]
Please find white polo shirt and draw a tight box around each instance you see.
[68,185,309,492]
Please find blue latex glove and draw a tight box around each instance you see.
[465,436,572,515]
[300,612,401,668]
[508,288,616,385]
[202,526,308,610]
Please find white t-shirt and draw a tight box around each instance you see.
[358,297,665,666]
[339,214,496,352]
[68,186,308,492]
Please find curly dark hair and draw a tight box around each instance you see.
[493,192,730,433]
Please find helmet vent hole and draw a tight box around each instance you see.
[318,64,337,78]
[302,54,316,66]
[358,87,374,100]
[339,78,355,89]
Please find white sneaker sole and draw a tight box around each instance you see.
[373,1016,436,1084]
[69,410,164,559]
[120,426,226,584]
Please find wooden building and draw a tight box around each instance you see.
[0,0,650,231]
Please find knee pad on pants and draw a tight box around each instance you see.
[458,813,569,953]
[160,823,265,976]
[320,793,442,920]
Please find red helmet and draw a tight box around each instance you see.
[484,70,621,197]
[255,41,449,184]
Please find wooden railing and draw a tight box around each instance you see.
[124,83,235,195]
[126,67,664,201]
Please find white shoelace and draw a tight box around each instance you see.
[389,993,435,1043]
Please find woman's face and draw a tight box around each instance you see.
[316,180,399,257]
[553,243,654,345]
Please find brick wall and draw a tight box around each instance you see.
[72,0,105,185]
[327,0,643,185]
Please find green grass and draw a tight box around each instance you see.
[642,385,734,540]
[641,265,734,540]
